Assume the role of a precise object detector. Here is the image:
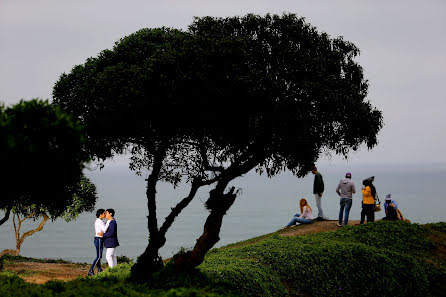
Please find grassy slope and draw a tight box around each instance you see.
[1,221,446,297]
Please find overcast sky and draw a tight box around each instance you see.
[1,0,445,165]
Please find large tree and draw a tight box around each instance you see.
[53,13,383,281]
[0,99,92,226]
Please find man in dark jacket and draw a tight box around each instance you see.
[312,166,326,220]
[101,208,119,268]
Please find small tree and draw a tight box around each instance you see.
[53,13,383,281]
[1,176,97,257]
[0,99,92,226]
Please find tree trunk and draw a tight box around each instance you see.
[130,145,166,282]
[173,185,238,271]
[130,178,204,282]
[0,212,49,269]
[0,249,17,257]
[14,213,49,255]
[173,156,261,272]
[12,212,49,256]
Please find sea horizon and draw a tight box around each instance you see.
[1,161,445,263]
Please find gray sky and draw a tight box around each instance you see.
[1,0,445,165]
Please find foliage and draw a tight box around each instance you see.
[52,13,383,276]
[89,221,446,297]
[196,221,446,297]
[91,262,133,280]
[60,176,97,222]
[9,175,97,223]
[0,272,238,297]
[117,255,134,264]
[0,99,94,225]
[423,222,446,234]
[53,13,383,179]
[1,254,72,264]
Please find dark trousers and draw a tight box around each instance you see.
[89,237,103,273]
[360,204,375,224]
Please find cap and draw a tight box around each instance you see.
[345,172,352,178]
[385,194,391,200]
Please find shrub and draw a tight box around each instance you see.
[197,221,446,297]
[92,262,133,280]
[0,272,236,296]
[117,255,133,264]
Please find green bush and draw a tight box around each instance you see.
[117,255,133,264]
[2,254,71,264]
[197,221,446,297]
[92,262,133,280]
[0,272,236,297]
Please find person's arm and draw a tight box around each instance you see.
[320,175,324,193]
[336,183,341,196]
[316,174,324,195]
[102,220,115,238]
[97,220,109,236]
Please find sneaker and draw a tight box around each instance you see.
[97,269,103,273]
[87,271,94,277]
[315,217,324,221]
[337,223,342,227]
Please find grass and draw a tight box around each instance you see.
[1,221,446,296]
[2,255,74,265]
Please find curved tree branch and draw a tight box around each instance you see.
[13,214,19,244]
[159,178,202,234]
[0,207,11,226]
[16,213,49,254]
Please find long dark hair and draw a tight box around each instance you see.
[96,209,105,218]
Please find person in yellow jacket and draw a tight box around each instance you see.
[360,179,375,223]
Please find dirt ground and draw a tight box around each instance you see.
[280,220,361,237]
[5,261,91,284]
[1,220,368,284]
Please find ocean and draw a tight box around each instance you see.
[1,162,445,263]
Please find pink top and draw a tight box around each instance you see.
[301,206,313,220]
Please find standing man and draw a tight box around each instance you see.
[312,166,326,220]
[88,209,106,276]
[100,208,119,268]
[336,172,356,227]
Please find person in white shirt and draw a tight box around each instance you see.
[286,198,314,227]
[88,209,107,276]
[99,208,119,268]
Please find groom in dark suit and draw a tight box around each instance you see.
[101,208,119,268]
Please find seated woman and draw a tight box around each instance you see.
[383,203,398,220]
[286,198,313,227]
[383,194,398,213]
[382,193,398,220]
